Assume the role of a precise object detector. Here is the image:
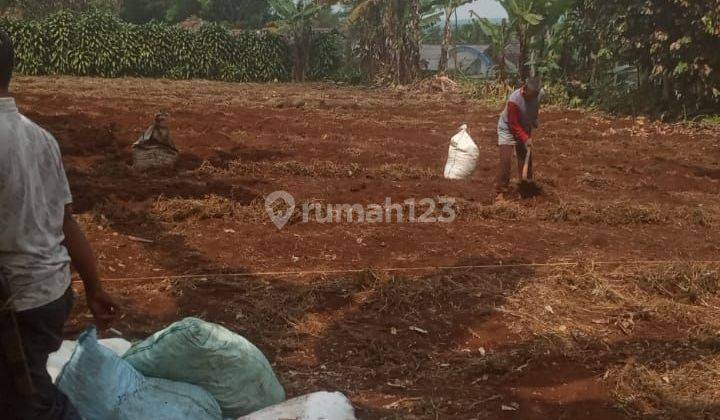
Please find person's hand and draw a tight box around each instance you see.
[87,288,118,330]
[526,138,533,147]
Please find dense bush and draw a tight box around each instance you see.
[548,0,720,117]
[0,9,340,82]
[307,31,343,81]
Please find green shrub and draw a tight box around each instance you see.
[0,10,332,82]
[308,31,343,81]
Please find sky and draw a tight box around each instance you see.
[457,0,508,20]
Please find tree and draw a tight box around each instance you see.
[495,0,542,80]
[312,0,439,84]
[201,0,270,27]
[432,0,471,74]
[527,0,574,77]
[1,0,119,17]
[120,0,169,23]
[334,0,433,84]
[472,13,511,82]
[558,0,720,116]
[118,0,271,27]
[165,0,201,22]
[267,0,324,82]
[403,0,421,81]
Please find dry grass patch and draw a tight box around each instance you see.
[687,206,714,227]
[504,263,720,340]
[221,160,361,178]
[370,163,440,180]
[152,195,235,222]
[455,199,680,225]
[198,159,440,180]
[611,353,720,419]
[541,201,668,225]
[453,198,717,227]
[501,263,720,418]
[636,265,720,304]
[577,172,612,189]
[152,195,265,223]
[455,199,525,221]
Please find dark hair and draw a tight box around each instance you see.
[0,30,14,89]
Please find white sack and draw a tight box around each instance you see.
[444,124,480,180]
[239,391,356,420]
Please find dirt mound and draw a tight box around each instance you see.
[518,180,543,198]
[410,74,460,93]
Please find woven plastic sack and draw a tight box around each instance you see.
[48,338,131,383]
[123,318,285,418]
[56,328,221,420]
[239,392,356,420]
[132,147,178,170]
[444,124,480,180]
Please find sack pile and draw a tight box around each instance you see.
[50,318,356,420]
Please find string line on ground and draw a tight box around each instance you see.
[72,259,720,284]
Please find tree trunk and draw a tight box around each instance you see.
[662,73,672,103]
[292,43,301,82]
[381,0,401,84]
[291,26,313,83]
[401,0,421,83]
[529,34,538,77]
[438,7,453,74]
[518,30,529,81]
[499,51,507,83]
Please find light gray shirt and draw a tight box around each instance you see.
[497,88,544,145]
[0,97,72,311]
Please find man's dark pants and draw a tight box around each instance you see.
[496,142,533,193]
[0,287,80,420]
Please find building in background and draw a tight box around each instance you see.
[421,43,518,78]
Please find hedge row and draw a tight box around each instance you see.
[0,9,342,82]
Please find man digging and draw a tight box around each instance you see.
[495,76,544,202]
[0,31,117,419]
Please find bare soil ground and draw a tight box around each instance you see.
[13,76,720,419]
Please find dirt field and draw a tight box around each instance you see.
[14,76,720,419]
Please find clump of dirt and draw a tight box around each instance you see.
[518,180,543,198]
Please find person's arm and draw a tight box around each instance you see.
[507,102,531,144]
[63,204,117,329]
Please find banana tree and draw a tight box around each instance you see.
[472,12,512,82]
[431,0,472,74]
[268,0,325,82]
[529,0,575,77]
[496,0,543,80]
[337,0,426,84]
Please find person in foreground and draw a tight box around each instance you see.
[0,31,118,419]
[495,76,544,201]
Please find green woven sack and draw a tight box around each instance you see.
[123,318,285,417]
